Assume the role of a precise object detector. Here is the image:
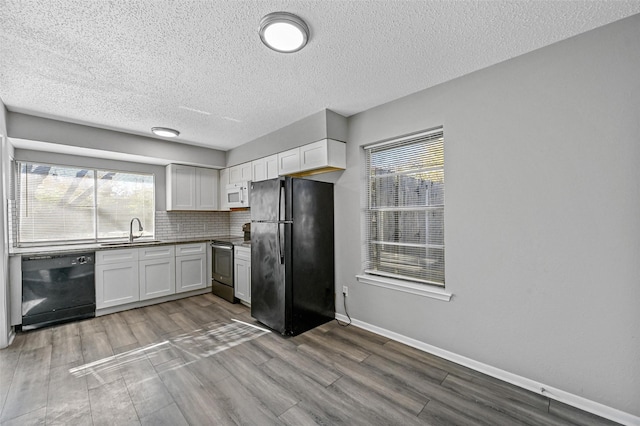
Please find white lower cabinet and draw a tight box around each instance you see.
[234,246,251,303]
[96,248,139,309]
[97,243,206,310]
[139,246,176,300]
[176,243,207,293]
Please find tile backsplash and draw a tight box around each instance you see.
[156,209,250,240]
[155,210,229,240]
[229,210,251,236]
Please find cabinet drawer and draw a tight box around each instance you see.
[139,245,175,260]
[176,242,206,256]
[96,248,138,265]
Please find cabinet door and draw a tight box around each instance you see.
[245,262,251,304]
[240,162,252,181]
[139,257,176,300]
[167,164,196,210]
[265,154,278,179]
[277,148,300,175]
[219,168,230,210]
[234,259,252,303]
[196,168,219,210]
[234,259,248,301]
[229,163,251,184]
[251,158,267,182]
[252,156,278,182]
[176,254,207,293]
[96,262,139,309]
[234,247,251,303]
[299,140,329,171]
[229,165,242,184]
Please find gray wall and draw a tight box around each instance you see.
[8,113,226,169]
[226,109,348,167]
[336,14,640,417]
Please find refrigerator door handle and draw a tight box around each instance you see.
[278,179,285,264]
[278,223,285,264]
[278,179,284,222]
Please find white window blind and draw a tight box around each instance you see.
[364,128,444,286]
[17,162,154,244]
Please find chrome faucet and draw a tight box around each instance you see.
[129,217,143,242]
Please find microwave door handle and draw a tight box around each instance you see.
[239,186,243,204]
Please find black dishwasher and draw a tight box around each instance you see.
[21,252,96,330]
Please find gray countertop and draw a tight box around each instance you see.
[10,236,250,256]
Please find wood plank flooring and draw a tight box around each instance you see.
[0,294,620,425]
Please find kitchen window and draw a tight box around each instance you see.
[16,162,154,245]
[361,128,445,291]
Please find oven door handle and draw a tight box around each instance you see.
[211,244,233,250]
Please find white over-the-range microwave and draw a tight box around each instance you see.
[225,181,250,208]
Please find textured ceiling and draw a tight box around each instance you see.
[1,1,639,151]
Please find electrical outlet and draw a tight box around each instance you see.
[342,286,348,297]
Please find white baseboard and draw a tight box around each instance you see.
[335,313,639,426]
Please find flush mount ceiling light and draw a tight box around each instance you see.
[259,12,309,53]
[151,127,180,138]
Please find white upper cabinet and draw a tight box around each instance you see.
[220,138,346,194]
[265,155,278,179]
[278,139,346,177]
[277,148,301,176]
[195,167,219,210]
[251,154,278,182]
[166,164,196,210]
[218,167,230,211]
[166,164,219,211]
[229,162,252,184]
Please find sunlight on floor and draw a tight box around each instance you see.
[69,319,270,379]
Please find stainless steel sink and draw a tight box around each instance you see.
[99,240,162,247]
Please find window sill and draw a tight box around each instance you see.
[356,274,452,302]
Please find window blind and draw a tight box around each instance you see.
[364,128,444,286]
[16,162,155,244]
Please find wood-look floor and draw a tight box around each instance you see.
[0,294,619,426]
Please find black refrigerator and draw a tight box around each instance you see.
[251,176,335,336]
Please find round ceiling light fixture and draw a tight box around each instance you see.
[259,12,309,53]
[151,127,180,138]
